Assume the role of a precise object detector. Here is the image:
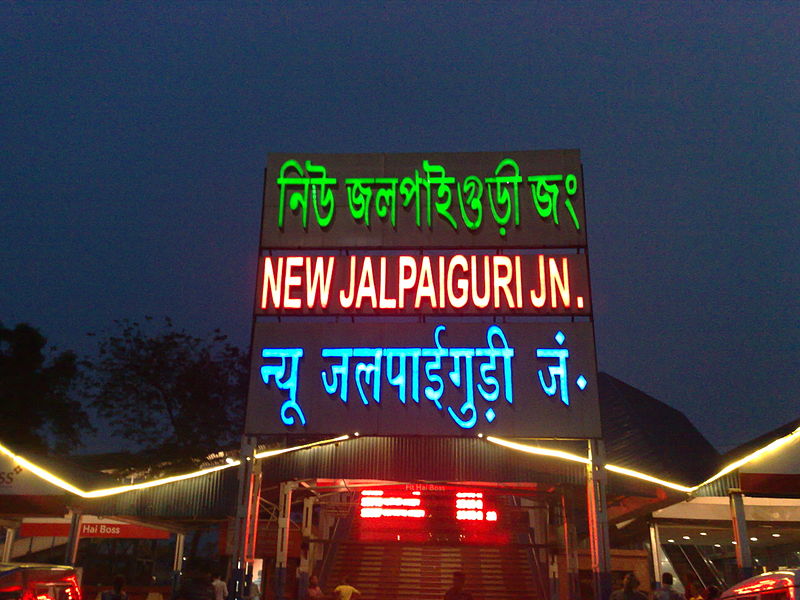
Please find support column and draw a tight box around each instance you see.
[2,526,16,562]
[297,496,315,600]
[275,482,296,600]
[729,489,753,581]
[172,532,186,596]
[649,521,662,589]
[586,439,611,600]
[231,437,259,600]
[561,493,579,600]
[64,509,82,566]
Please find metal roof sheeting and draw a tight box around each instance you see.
[83,465,237,519]
[261,436,586,486]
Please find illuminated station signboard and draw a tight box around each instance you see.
[246,151,601,439]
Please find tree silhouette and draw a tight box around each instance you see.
[84,317,247,461]
[0,323,88,453]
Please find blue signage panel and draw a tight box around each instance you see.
[245,321,600,438]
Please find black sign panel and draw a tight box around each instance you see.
[261,150,586,248]
[245,321,600,438]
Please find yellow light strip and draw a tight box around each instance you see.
[4,426,799,501]
[254,434,350,459]
[0,442,86,496]
[690,425,800,491]
[605,464,694,493]
[486,436,591,464]
[0,435,351,499]
[83,461,240,498]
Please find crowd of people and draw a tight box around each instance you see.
[611,572,721,600]
[101,567,723,600]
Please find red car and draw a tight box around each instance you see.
[0,563,81,600]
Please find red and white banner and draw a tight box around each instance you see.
[20,517,170,539]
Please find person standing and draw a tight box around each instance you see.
[609,572,647,600]
[333,576,360,600]
[211,574,228,600]
[306,576,324,600]
[654,573,683,600]
[444,572,473,600]
[101,576,128,600]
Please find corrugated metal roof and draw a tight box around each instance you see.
[83,465,237,519]
[261,436,586,486]
[598,372,720,487]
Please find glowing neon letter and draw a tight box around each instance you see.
[549,257,570,308]
[536,331,570,406]
[385,348,422,403]
[530,254,546,308]
[321,348,353,403]
[421,325,447,410]
[339,255,357,309]
[283,256,303,309]
[260,348,305,426]
[415,256,437,309]
[353,349,383,405]
[492,256,514,309]
[378,256,397,309]
[355,257,378,309]
[306,256,335,309]
[397,256,418,309]
[476,325,514,406]
[261,256,284,309]
[470,255,491,308]
[446,347,478,429]
[447,255,469,309]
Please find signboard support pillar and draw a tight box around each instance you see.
[172,532,185,597]
[275,481,295,600]
[586,439,611,600]
[64,509,82,566]
[729,488,753,580]
[2,526,16,562]
[231,437,260,600]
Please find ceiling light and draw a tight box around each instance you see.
[683,535,691,540]
[714,544,722,548]
[750,537,758,542]
[667,539,675,543]
[772,533,781,538]
[700,532,708,536]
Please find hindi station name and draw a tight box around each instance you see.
[258,324,589,431]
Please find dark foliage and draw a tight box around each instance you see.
[84,317,247,461]
[0,322,89,452]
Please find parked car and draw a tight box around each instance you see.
[0,563,81,600]
[720,569,800,600]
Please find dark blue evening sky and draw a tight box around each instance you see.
[2,3,798,451]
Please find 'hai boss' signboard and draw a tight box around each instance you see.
[246,151,600,438]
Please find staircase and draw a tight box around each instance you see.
[662,544,726,590]
[326,542,541,600]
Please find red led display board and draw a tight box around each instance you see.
[256,250,591,316]
[355,489,510,545]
